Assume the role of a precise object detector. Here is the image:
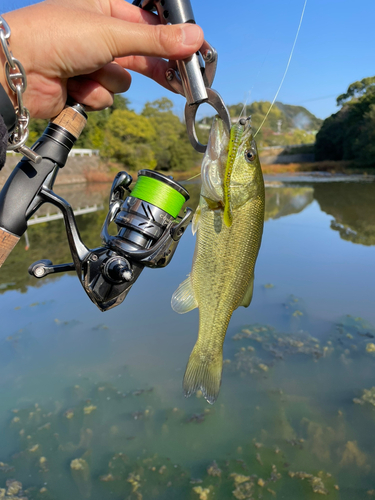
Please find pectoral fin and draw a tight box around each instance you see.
[192,206,201,236]
[238,276,254,308]
[202,196,222,211]
[171,276,198,314]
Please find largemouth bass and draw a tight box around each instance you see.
[171,116,265,404]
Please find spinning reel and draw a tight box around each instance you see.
[29,168,192,312]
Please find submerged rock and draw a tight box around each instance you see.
[127,473,142,500]
[354,387,375,407]
[230,474,251,485]
[100,473,115,482]
[186,413,206,424]
[39,456,48,472]
[83,405,97,415]
[288,472,329,495]
[0,480,28,499]
[207,461,221,477]
[192,486,211,500]
[231,323,323,377]
[230,474,253,500]
[310,476,329,495]
[340,441,368,469]
[70,458,91,498]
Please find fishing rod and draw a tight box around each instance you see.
[0,1,231,311]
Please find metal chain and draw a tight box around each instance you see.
[0,14,41,163]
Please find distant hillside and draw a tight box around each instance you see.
[274,102,322,131]
[198,101,322,148]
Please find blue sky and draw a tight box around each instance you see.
[5,0,375,121]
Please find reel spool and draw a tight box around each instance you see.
[110,169,189,255]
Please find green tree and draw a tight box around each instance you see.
[316,76,375,163]
[141,98,199,171]
[27,118,48,146]
[26,94,130,149]
[75,94,130,149]
[352,104,375,166]
[336,76,375,106]
[101,108,157,169]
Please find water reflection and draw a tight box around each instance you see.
[1,179,374,295]
[0,183,110,293]
[313,182,375,246]
[264,186,314,220]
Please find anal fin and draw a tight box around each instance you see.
[238,276,254,308]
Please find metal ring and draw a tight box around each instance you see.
[7,108,30,151]
[0,31,15,69]
[5,58,27,93]
[184,87,231,153]
[0,16,11,39]
[7,130,28,151]
[15,83,24,115]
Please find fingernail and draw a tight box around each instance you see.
[181,24,202,46]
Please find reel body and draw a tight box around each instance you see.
[29,169,193,311]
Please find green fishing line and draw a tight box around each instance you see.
[131,175,186,218]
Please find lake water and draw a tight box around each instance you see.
[0,175,375,500]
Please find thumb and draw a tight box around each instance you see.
[102,20,204,60]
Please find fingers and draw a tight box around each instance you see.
[46,0,159,25]
[104,20,204,60]
[67,77,115,111]
[85,61,132,94]
[66,62,131,111]
[109,0,160,26]
[116,55,174,92]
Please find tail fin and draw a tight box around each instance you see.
[183,346,223,405]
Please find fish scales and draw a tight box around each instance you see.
[172,116,265,404]
[193,197,264,340]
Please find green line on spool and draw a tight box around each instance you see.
[131,175,186,218]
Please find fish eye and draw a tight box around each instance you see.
[245,149,256,162]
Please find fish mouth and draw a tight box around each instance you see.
[238,116,253,140]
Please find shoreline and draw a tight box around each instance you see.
[2,155,372,189]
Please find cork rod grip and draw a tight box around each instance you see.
[0,228,20,267]
[52,106,86,139]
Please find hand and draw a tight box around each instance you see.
[1,0,203,119]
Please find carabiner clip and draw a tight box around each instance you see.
[133,0,231,153]
[165,39,231,153]
[184,88,231,153]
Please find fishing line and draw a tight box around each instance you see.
[254,0,308,137]
[184,53,270,183]
[131,175,186,218]
[239,48,271,121]
[186,172,202,181]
